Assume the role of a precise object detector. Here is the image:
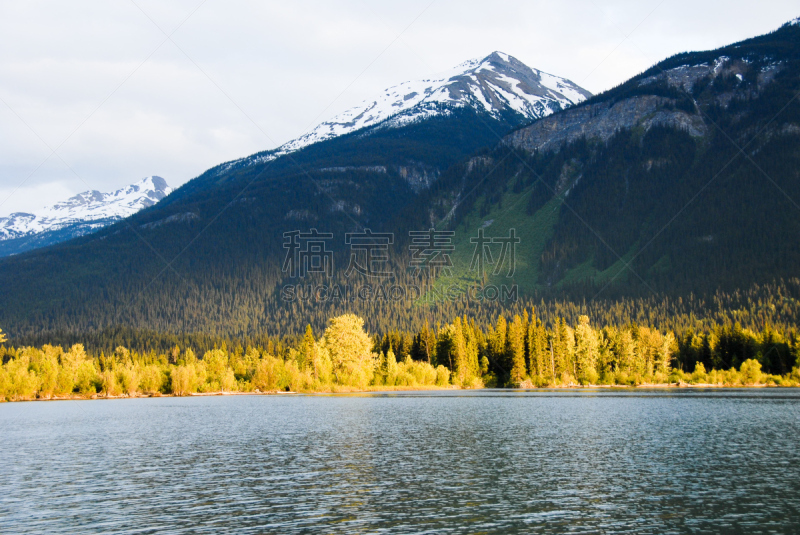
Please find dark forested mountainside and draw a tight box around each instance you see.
[1,21,800,343]
[0,105,541,339]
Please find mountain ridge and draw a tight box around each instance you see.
[0,176,172,257]
[212,52,591,175]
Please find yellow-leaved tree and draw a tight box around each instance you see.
[323,314,376,389]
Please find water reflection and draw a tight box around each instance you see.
[0,390,798,533]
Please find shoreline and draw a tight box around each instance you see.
[1,382,790,403]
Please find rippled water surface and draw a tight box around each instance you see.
[1,390,800,534]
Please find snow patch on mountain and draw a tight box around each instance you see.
[0,176,172,241]
[220,52,591,173]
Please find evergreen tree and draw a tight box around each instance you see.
[489,316,508,380]
[574,315,599,384]
[452,318,468,386]
[301,324,315,372]
[508,315,526,385]
[554,318,575,382]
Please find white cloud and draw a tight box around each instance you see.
[0,0,797,216]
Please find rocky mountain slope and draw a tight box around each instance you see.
[504,56,779,153]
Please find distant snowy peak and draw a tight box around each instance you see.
[0,176,172,240]
[282,51,591,153]
[220,52,591,173]
[45,175,171,222]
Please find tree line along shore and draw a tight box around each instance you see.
[1,311,799,402]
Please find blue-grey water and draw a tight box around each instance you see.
[1,389,799,534]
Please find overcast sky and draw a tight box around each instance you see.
[0,0,797,217]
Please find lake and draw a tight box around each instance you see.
[1,389,799,533]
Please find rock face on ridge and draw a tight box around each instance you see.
[505,55,785,153]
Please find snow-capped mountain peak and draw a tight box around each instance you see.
[222,52,591,171]
[0,176,172,245]
[284,51,590,153]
